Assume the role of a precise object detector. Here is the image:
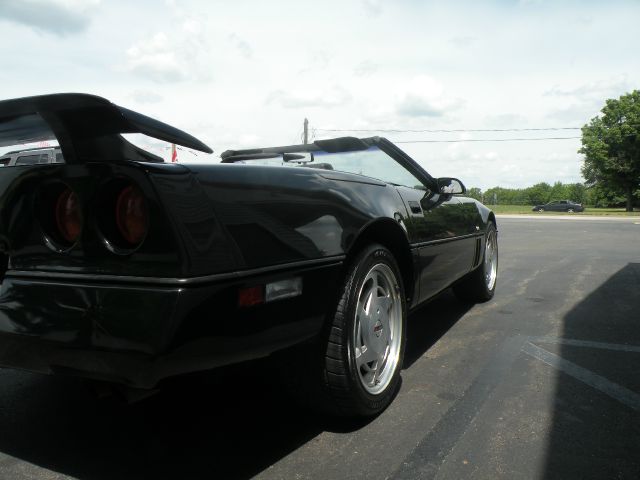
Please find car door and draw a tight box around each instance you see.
[395,185,476,304]
[546,201,558,211]
[312,141,477,307]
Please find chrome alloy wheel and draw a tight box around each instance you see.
[484,228,498,291]
[352,263,403,395]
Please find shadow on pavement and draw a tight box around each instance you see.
[404,289,473,370]
[0,361,324,479]
[0,288,470,480]
[542,262,640,479]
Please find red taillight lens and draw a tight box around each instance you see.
[238,285,265,308]
[115,185,147,246]
[55,188,81,244]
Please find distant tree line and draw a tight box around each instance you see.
[466,90,639,209]
[466,182,634,207]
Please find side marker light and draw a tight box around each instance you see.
[265,277,303,302]
[238,277,303,308]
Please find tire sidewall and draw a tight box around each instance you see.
[342,245,406,414]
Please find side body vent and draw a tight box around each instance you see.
[472,237,482,268]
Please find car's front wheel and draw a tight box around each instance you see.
[322,244,406,417]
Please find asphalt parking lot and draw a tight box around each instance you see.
[0,216,638,480]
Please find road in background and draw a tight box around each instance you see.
[498,214,640,222]
[0,217,638,479]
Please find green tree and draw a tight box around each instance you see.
[580,90,640,211]
[484,186,517,205]
[549,181,568,201]
[466,187,483,202]
[566,183,587,204]
[586,184,626,208]
[525,182,552,205]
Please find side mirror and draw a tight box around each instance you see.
[437,177,466,195]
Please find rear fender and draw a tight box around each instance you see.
[347,218,415,304]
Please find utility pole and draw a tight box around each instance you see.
[303,118,309,144]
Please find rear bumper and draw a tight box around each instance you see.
[0,259,343,388]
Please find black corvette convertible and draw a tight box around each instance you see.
[0,94,498,416]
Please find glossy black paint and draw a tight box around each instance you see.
[0,260,343,388]
[0,96,495,388]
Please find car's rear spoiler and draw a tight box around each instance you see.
[0,93,212,164]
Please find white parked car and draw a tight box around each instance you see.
[0,147,64,167]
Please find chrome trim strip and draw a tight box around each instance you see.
[5,255,346,287]
[410,233,482,249]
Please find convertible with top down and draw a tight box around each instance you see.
[0,93,498,416]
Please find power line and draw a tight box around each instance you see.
[390,132,639,143]
[393,136,582,144]
[316,127,582,133]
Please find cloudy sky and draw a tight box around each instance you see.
[1,0,638,189]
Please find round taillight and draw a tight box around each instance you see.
[115,185,148,246]
[55,188,82,244]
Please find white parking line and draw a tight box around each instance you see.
[530,337,640,353]
[522,342,640,412]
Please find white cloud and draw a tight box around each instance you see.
[0,0,100,36]
[298,51,331,75]
[354,60,378,77]
[397,94,448,118]
[129,90,163,104]
[126,33,185,83]
[125,19,211,83]
[541,77,634,124]
[228,33,253,59]
[483,113,529,128]
[517,0,544,6]
[449,36,476,48]
[362,0,383,16]
[394,76,464,118]
[545,103,600,124]
[266,86,352,109]
[545,76,632,100]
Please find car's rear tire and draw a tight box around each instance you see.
[315,244,407,417]
[453,222,498,303]
[568,208,574,213]
[279,245,407,417]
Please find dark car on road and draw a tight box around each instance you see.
[0,93,498,417]
[532,200,584,212]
